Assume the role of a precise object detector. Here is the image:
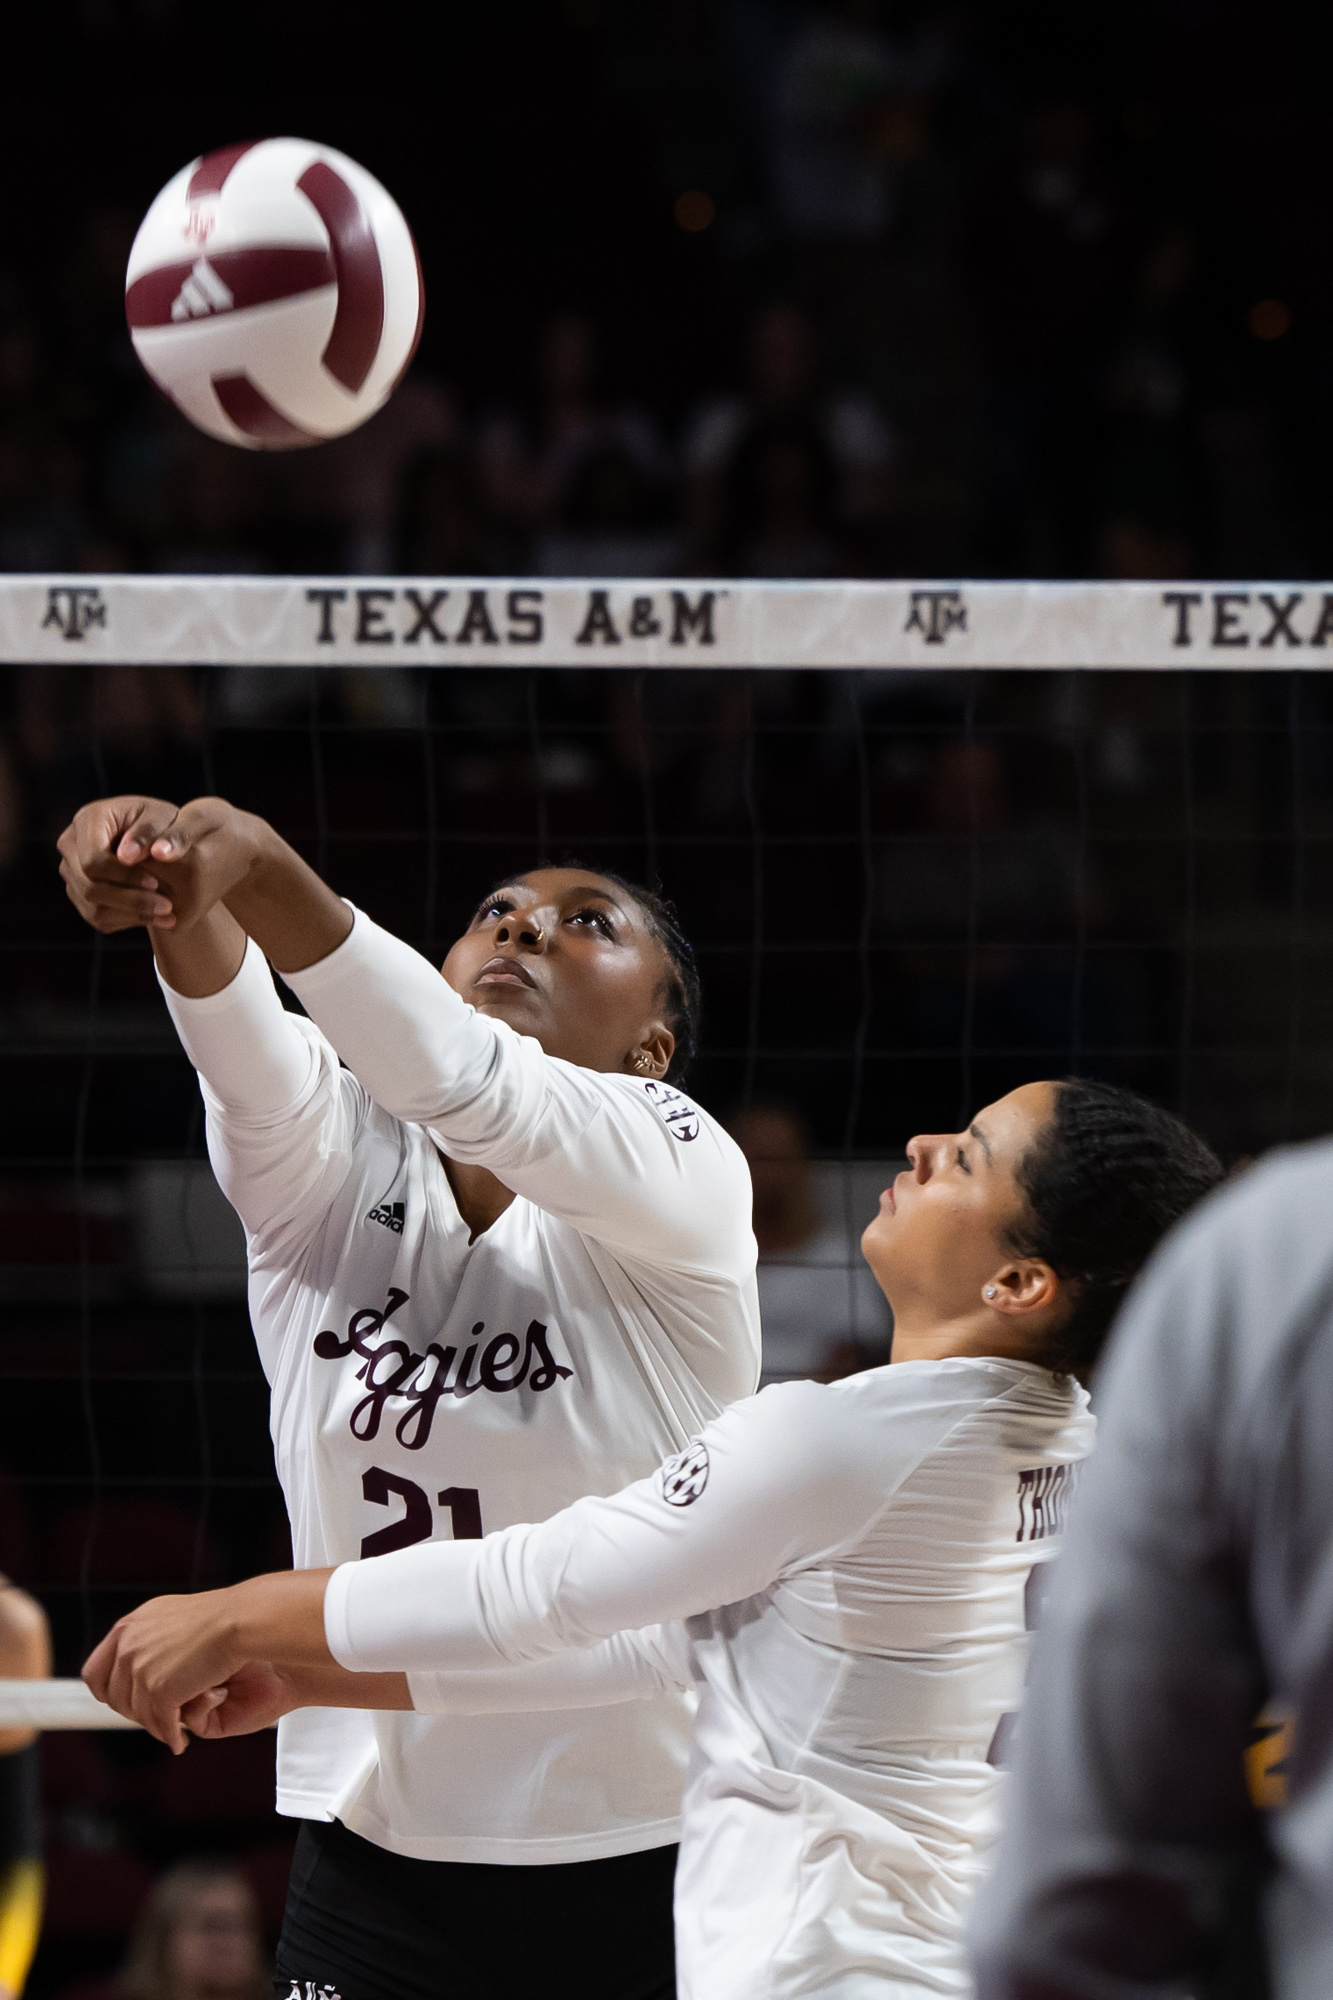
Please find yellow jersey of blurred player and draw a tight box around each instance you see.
[0,1581,49,2000]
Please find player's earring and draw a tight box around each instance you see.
[983,1285,998,1300]
[632,1051,655,1073]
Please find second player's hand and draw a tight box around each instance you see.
[83,1568,337,1751]
[83,1587,253,1753]
[180,1661,300,1740]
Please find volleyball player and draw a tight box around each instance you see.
[57,793,760,2000]
[0,1581,48,2000]
[85,1080,1222,1999]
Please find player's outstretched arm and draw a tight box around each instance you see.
[82,1388,873,1748]
[82,1572,680,1750]
[60,795,387,1245]
[178,1632,687,1740]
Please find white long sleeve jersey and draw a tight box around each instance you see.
[327,1359,1095,1998]
[160,910,759,1862]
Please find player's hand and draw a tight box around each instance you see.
[181,1661,299,1740]
[61,794,268,936]
[83,1587,248,1754]
[57,795,180,932]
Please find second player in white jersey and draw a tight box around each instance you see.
[86,1076,1223,1997]
[331,1356,1092,1998]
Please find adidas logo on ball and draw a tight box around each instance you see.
[125,137,424,450]
[170,259,236,322]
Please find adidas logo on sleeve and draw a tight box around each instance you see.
[366,1200,406,1234]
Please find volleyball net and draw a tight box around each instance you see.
[1,571,1331,1720]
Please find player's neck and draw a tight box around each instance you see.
[889,1310,1042,1368]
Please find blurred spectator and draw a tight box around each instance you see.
[0,1581,49,2000]
[112,1862,268,2000]
[877,739,1097,1053]
[0,319,91,573]
[150,437,266,576]
[0,742,21,883]
[729,1103,890,1383]
[534,441,681,578]
[764,0,952,245]
[723,420,842,576]
[395,443,494,575]
[476,311,668,567]
[15,665,205,834]
[1093,226,1199,578]
[0,1578,50,1758]
[973,100,1122,572]
[683,302,892,572]
[285,373,459,573]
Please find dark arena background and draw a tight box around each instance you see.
[0,1,1328,1993]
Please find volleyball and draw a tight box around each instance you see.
[124,137,423,449]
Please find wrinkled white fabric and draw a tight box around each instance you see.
[331,1360,1094,1992]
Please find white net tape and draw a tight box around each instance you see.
[0,1679,140,1730]
[9,575,1333,668]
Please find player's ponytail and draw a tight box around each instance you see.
[1010,1079,1224,1377]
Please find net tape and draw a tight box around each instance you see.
[0,1679,139,1729]
[15,575,1333,669]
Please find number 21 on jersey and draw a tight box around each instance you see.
[360,1466,482,1557]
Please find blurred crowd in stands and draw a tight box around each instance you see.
[0,0,1318,589]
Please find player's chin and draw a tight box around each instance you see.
[859,1209,896,1278]
[470,985,547,1026]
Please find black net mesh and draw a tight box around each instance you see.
[1,658,1331,1670]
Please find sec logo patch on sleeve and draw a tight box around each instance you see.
[642,1079,701,1142]
[660,1441,710,1507]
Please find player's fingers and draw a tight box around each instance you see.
[127,1682,186,1752]
[58,814,163,907]
[81,1627,123,1710]
[59,797,166,874]
[181,1688,229,1739]
[103,1645,182,1751]
[59,855,172,932]
[182,1686,226,1726]
[114,799,181,867]
[145,796,230,862]
[151,1698,190,1756]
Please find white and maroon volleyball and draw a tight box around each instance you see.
[124,138,424,449]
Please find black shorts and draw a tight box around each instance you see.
[274,1818,677,2000]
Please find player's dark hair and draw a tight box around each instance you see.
[482,866,702,1084]
[1009,1078,1224,1377]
